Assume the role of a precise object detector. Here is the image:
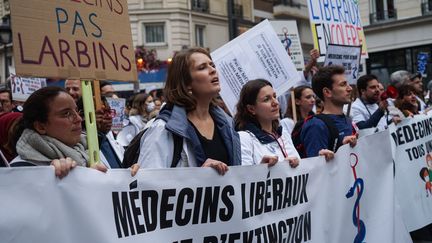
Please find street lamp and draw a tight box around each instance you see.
[0,14,12,82]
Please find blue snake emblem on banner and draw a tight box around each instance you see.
[346,153,366,243]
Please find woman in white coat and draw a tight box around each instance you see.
[137,48,241,174]
[234,79,301,167]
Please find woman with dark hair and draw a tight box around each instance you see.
[10,86,107,178]
[234,79,301,167]
[137,47,241,174]
[394,84,420,118]
[280,85,316,134]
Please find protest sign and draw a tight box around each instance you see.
[9,0,137,82]
[211,20,300,115]
[417,52,429,77]
[306,0,368,61]
[270,20,305,71]
[324,44,361,84]
[106,97,126,132]
[389,114,432,231]
[0,131,411,243]
[9,66,46,102]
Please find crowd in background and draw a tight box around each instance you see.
[0,47,432,241]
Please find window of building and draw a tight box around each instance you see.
[192,0,209,13]
[143,23,165,45]
[421,0,432,15]
[367,45,432,86]
[369,0,397,24]
[195,25,205,47]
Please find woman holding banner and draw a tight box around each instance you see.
[137,48,241,174]
[234,79,333,166]
[9,86,137,178]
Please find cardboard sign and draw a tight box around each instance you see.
[9,67,46,102]
[270,20,305,71]
[324,44,362,84]
[211,20,300,115]
[9,0,137,82]
[106,97,126,132]
[306,0,368,61]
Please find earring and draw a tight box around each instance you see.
[188,90,193,95]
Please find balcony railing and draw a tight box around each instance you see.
[369,9,397,24]
[192,0,209,13]
[421,1,432,15]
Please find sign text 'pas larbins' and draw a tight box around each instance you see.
[112,173,311,242]
[10,0,137,82]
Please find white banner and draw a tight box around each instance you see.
[390,114,432,231]
[324,44,362,84]
[211,19,300,115]
[0,131,412,242]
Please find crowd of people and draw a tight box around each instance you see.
[0,47,431,241]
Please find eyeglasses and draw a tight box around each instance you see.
[56,109,82,122]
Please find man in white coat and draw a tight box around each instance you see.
[350,74,389,131]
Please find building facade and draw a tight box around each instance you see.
[127,0,254,61]
[360,0,432,86]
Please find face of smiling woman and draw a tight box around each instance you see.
[34,92,83,147]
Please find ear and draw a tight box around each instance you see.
[322,87,332,99]
[33,121,47,135]
[295,99,301,106]
[246,104,256,115]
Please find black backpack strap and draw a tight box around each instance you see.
[122,128,147,168]
[170,133,183,168]
[314,114,341,152]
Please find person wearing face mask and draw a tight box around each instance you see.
[117,93,153,146]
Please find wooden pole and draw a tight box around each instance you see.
[290,90,297,123]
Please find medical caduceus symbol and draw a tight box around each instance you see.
[345,153,366,243]
[281,27,292,56]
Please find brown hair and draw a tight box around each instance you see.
[312,65,345,101]
[285,85,313,119]
[164,47,212,112]
[234,79,279,132]
[395,84,419,116]
[129,92,150,117]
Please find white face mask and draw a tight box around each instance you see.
[146,102,155,113]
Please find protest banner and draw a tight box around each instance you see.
[9,67,46,102]
[9,0,137,82]
[211,19,300,115]
[324,44,361,84]
[106,97,126,132]
[270,20,305,71]
[0,131,411,243]
[306,0,368,61]
[389,114,432,231]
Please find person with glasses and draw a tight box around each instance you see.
[9,86,107,178]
